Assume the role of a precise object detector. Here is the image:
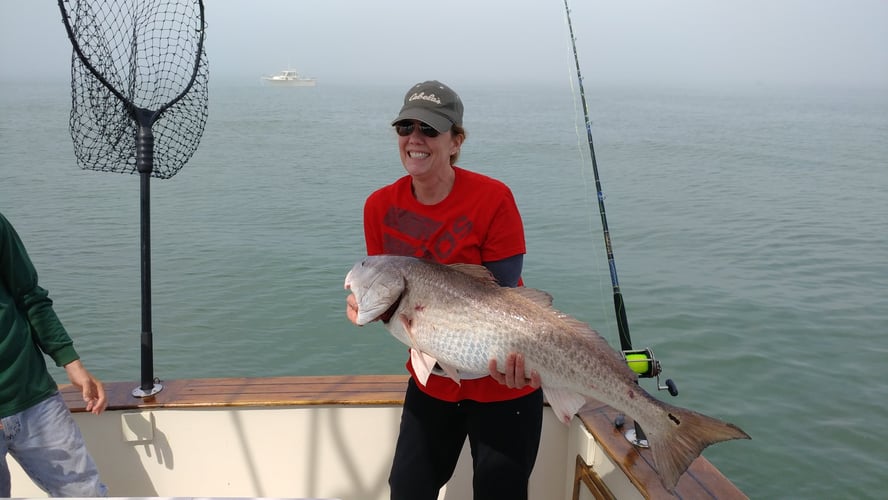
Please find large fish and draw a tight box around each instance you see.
[344,255,749,492]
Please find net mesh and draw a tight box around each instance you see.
[59,0,208,179]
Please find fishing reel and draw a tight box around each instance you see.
[622,348,678,396]
[616,348,679,448]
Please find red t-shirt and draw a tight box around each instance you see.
[363,166,537,402]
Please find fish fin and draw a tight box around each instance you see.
[400,313,427,353]
[640,401,751,492]
[409,348,438,387]
[436,361,462,385]
[557,313,596,333]
[448,263,498,283]
[552,312,627,363]
[401,314,437,387]
[511,287,554,307]
[399,313,415,341]
[542,387,587,425]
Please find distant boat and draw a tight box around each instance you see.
[261,69,316,87]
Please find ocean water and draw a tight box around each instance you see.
[1,79,886,499]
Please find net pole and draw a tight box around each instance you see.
[136,116,156,394]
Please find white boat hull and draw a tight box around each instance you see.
[261,69,316,87]
[9,375,744,499]
[262,78,316,87]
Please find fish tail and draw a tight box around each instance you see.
[643,402,750,492]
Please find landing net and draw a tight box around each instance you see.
[59,0,208,179]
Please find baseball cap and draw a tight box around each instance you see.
[391,80,463,133]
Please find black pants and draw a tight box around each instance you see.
[389,378,544,500]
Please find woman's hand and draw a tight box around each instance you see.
[489,352,541,389]
[346,293,360,325]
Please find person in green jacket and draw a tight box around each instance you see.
[0,211,107,497]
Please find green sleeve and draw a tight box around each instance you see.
[0,212,80,367]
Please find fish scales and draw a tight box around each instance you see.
[390,258,636,389]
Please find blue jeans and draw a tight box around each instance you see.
[0,392,107,497]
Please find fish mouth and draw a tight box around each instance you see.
[348,288,404,324]
[343,268,400,324]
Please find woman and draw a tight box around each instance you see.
[345,80,543,500]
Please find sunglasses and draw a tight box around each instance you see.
[394,120,440,138]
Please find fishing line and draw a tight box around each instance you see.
[562,0,633,352]
[561,0,677,413]
[561,13,614,344]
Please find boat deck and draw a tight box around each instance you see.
[59,375,745,499]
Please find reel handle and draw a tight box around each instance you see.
[622,348,679,397]
[660,378,679,397]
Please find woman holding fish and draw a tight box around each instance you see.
[345,80,543,500]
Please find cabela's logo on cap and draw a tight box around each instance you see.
[408,92,442,105]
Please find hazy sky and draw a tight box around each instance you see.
[1,0,886,88]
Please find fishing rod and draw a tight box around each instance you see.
[562,0,677,444]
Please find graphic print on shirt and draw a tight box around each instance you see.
[382,207,472,261]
